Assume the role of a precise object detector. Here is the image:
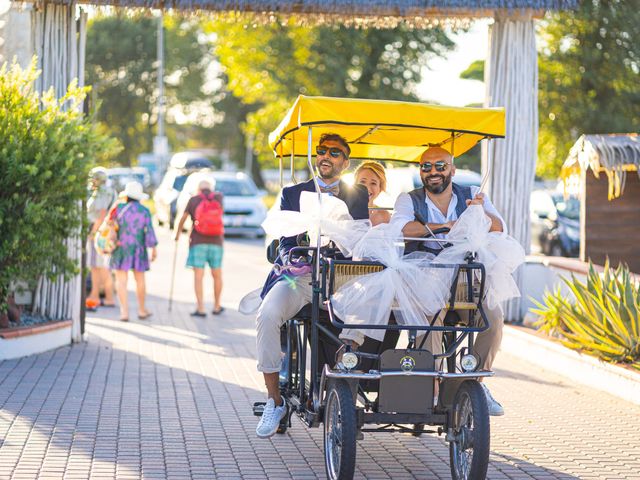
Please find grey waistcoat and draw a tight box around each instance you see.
[405,183,472,253]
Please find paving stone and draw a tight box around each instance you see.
[2,232,640,479]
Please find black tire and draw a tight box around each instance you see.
[276,403,291,434]
[549,242,563,257]
[449,381,490,480]
[324,380,357,480]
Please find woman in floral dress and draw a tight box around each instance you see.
[109,181,158,321]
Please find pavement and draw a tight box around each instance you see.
[1,228,640,479]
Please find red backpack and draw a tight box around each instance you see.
[193,193,224,236]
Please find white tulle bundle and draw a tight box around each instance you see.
[332,223,454,341]
[261,191,371,257]
[250,196,525,331]
[433,205,526,309]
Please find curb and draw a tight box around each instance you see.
[501,325,640,406]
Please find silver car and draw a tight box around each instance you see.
[176,171,267,237]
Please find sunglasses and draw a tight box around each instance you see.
[316,146,345,158]
[420,161,450,173]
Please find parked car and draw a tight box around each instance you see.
[154,169,189,228]
[175,170,267,237]
[154,153,220,228]
[530,190,580,257]
[107,167,151,194]
[169,151,218,170]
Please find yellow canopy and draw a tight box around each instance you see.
[269,95,505,163]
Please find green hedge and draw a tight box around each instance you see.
[0,59,120,311]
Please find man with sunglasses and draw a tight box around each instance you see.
[391,146,507,416]
[255,133,369,439]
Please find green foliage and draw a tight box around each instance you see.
[532,260,640,370]
[85,13,212,165]
[204,18,455,164]
[537,0,640,178]
[0,59,120,311]
[459,59,484,82]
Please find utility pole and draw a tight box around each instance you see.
[153,10,169,176]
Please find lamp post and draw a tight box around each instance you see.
[153,11,169,173]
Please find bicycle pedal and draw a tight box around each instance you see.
[252,401,266,417]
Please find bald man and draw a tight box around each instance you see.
[390,147,507,416]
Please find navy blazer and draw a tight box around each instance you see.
[260,178,369,298]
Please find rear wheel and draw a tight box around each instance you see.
[324,380,357,480]
[449,381,490,480]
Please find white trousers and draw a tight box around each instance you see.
[255,276,312,373]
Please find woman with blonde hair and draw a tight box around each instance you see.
[354,161,390,226]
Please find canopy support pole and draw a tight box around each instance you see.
[290,135,296,184]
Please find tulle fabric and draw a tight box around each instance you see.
[249,197,525,331]
[261,191,371,256]
[432,205,526,310]
[332,223,453,341]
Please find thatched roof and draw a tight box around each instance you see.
[40,0,578,17]
[562,134,640,200]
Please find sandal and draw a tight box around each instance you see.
[190,311,207,317]
[212,306,225,315]
[119,317,129,322]
[138,312,153,320]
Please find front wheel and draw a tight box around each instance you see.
[449,381,490,480]
[324,380,357,480]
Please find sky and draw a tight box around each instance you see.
[417,20,489,107]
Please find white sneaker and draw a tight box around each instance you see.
[256,398,287,438]
[481,383,504,416]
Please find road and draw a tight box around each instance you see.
[1,227,640,479]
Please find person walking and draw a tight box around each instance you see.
[86,167,117,310]
[175,179,224,317]
[109,181,158,322]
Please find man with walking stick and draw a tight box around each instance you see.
[174,179,225,316]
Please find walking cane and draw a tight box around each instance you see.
[168,238,179,311]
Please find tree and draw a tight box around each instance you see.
[538,0,640,177]
[204,18,456,164]
[85,13,212,165]
[459,59,484,82]
[0,59,120,312]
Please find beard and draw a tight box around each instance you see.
[422,171,452,194]
[316,160,340,180]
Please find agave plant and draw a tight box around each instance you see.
[532,260,640,370]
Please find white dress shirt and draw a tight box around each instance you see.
[390,185,507,235]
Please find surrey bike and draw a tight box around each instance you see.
[253,95,506,480]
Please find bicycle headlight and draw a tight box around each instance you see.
[460,354,479,372]
[342,352,359,370]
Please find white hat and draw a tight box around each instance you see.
[122,181,148,201]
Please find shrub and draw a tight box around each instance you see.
[532,260,640,370]
[0,58,120,313]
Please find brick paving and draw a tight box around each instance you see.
[1,231,640,479]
